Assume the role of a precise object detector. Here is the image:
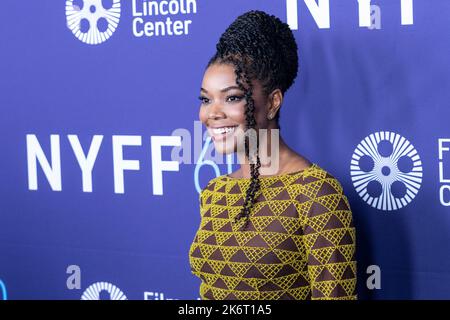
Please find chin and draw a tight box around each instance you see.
[212,141,236,155]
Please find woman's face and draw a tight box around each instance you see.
[199,63,271,154]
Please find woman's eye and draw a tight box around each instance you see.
[227,95,243,102]
[198,96,210,104]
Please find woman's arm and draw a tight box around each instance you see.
[303,176,357,300]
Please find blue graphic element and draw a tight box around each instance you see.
[0,280,7,300]
[195,136,237,193]
[195,137,221,193]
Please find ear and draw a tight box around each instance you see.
[267,88,283,117]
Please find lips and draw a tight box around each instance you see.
[208,126,238,141]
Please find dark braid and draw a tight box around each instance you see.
[232,58,261,230]
[206,10,299,230]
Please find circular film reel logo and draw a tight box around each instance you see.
[350,131,423,211]
[66,0,121,45]
[81,282,127,300]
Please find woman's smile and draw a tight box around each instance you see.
[207,125,238,141]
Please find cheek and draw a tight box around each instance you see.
[198,103,247,125]
[227,103,246,125]
[199,107,208,123]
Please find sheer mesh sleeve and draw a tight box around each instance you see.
[303,176,357,300]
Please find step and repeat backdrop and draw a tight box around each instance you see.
[0,0,449,300]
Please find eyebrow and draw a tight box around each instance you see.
[200,86,242,93]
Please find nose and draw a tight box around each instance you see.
[208,111,225,121]
[207,102,226,121]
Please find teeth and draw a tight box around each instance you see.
[212,126,236,134]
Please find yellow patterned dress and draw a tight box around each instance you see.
[189,163,357,300]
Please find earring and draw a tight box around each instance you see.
[267,113,274,120]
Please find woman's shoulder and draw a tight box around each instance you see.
[301,164,352,216]
[302,163,346,194]
[199,175,228,195]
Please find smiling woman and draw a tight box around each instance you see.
[198,67,248,153]
[189,10,357,300]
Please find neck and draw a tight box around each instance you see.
[235,126,292,178]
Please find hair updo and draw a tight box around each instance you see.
[207,10,299,230]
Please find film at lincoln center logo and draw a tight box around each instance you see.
[81,281,127,300]
[66,0,121,45]
[350,131,423,211]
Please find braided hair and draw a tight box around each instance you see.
[207,10,299,230]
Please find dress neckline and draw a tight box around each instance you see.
[222,163,317,180]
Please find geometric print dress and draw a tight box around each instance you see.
[189,163,357,300]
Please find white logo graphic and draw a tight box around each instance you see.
[81,282,127,300]
[66,0,121,45]
[350,131,423,211]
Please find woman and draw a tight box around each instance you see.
[189,10,357,300]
